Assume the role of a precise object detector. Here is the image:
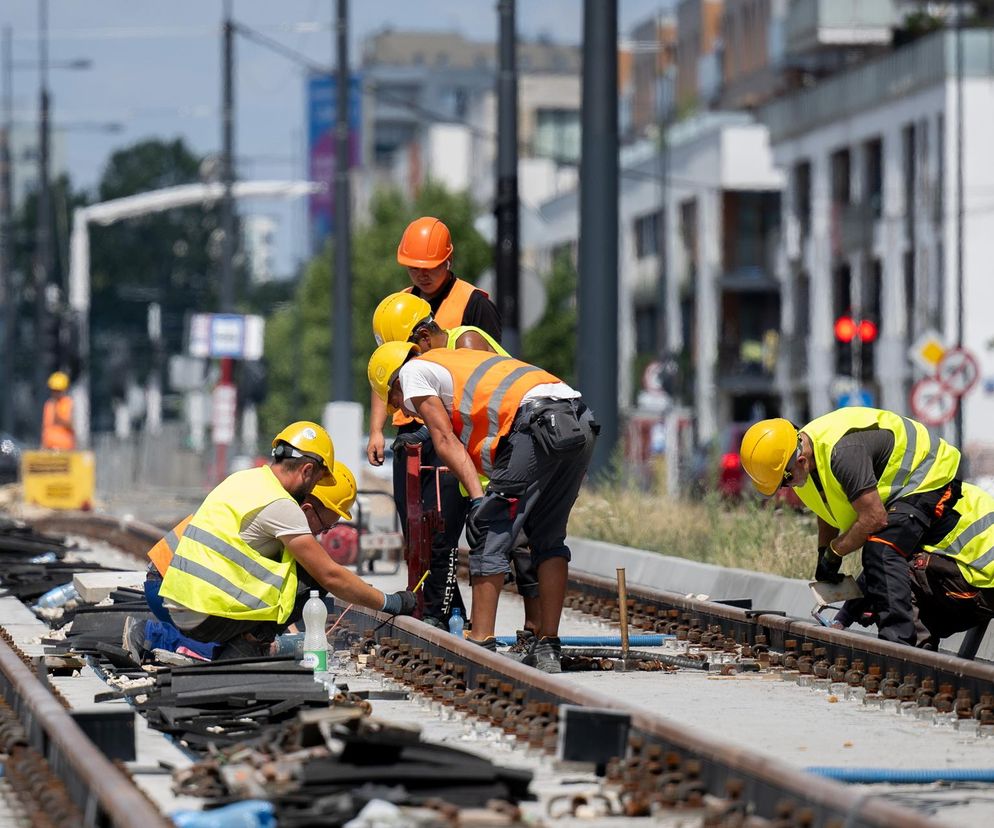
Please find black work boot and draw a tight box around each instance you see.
[506,629,536,662]
[523,636,562,674]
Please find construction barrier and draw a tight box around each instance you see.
[21,450,95,511]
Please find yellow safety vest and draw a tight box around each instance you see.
[925,482,994,589]
[159,466,300,623]
[447,325,507,356]
[795,408,960,531]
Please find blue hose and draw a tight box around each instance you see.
[495,634,670,647]
[806,767,994,784]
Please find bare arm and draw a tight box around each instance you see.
[367,390,389,465]
[283,533,385,609]
[832,490,889,556]
[454,330,496,352]
[412,395,484,499]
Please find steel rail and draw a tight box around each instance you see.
[342,604,935,828]
[0,634,170,827]
[569,570,994,704]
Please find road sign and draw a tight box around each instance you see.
[936,347,979,397]
[838,387,874,408]
[211,383,237,445]
[908,329,946,373]
[642,360,664,392]
[910,377,957,426]
[189,313,265,360]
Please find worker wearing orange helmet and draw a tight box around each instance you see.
[41,371,75,450]
[740,409,964,646]
[366,218,501,629]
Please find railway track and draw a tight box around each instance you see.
[4,510,993,825]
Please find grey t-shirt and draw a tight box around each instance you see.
[166,496,311,630]
[828,427,895,502]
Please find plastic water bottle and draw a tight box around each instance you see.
[301,590,328,672]
[35,583,79,609]
[448,608,465,637]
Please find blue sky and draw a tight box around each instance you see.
[3,1,671,275]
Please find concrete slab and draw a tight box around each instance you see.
[73,570,146,603]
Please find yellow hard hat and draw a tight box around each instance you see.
[310,461,357,521]
[740,418,798,496]
[271,420,335,483]
[372,292,432,346]
[48,371,69,392]
[367,341,418,414]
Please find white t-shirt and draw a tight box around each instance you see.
[166,495,310,630]
[398,358,579,417]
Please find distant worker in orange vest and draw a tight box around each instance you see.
[366,217,502,630]
[41,372,75,451]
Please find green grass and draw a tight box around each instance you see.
[570,481,852,581]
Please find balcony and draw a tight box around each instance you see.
[718,340,777,394]
[786,0,897,57]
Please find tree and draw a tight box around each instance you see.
[522,251,577,384]
[87,139,227,431]
[260,182,491,438]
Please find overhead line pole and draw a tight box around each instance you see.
[495,0,520,356]
[332,0,352,401]
[954,5,965,453]
[0,26,13,435]
[35,0,52,433]
[220,0,236,312]
[578,0,619,476]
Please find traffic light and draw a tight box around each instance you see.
[238,360,268,405]
[834,315,878,379]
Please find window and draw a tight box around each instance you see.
[534,108,581,163]
[634,210,663,258]
[794,160,811,237]
[864,138,883,218]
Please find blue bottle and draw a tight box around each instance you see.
[448,608,464,637]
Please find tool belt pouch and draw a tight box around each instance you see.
[529,403,586,454]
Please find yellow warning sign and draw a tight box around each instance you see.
[909,329,947,373]
[21,450,95,511]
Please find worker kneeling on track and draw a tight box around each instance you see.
[739,408,994,648]
[156,422,415,660]
[372,291,542,648]
[368,341,598,673]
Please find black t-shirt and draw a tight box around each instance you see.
[410,274,503,343]
[828,427,895,502]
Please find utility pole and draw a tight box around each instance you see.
[578,0,619,476]
[954,5,965,452]
[495,0,520,356]
[332,0,352,401]
[0,26,13,435]
[220,0,236,312]
[35,0,52,430]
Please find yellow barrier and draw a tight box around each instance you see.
[20,451,95,511]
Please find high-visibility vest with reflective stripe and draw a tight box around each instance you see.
[158,466,300,623]
[447,325,507,355]
[147,514,193,576]
[41,396,75,450]
[416,349,560,477]
[924,482,994,588]
[393,278,485,427]
[795,407,960,531]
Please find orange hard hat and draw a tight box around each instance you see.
[397,216,453,269]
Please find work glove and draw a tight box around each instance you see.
[465,497,485,551]
[382,590,417,616]
[391,426,430,453]
[815,544,845,584]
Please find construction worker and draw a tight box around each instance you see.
[41,372,75,450]
[372,291,541,648]
[366,217,501,628]
[158,422,415,659]
[368,342,598,673]
[135,460,361,663]
[740,409,963,646]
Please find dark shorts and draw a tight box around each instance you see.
[469,402,597,579]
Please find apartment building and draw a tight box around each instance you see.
[761,27,994,470]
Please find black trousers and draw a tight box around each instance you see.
[856,481,963,645]
[910,551,994,649]
[392,432,468,623]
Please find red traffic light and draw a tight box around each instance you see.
[858,319,878,344]
[834,316,857,343]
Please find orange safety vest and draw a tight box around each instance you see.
[415,349,560,476]
[393,277,485,427]
[41,396,75,451]
[147,515,194,576]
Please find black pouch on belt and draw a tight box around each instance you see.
[530,402,586,454]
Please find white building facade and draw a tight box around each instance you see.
[761,29,994,472]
